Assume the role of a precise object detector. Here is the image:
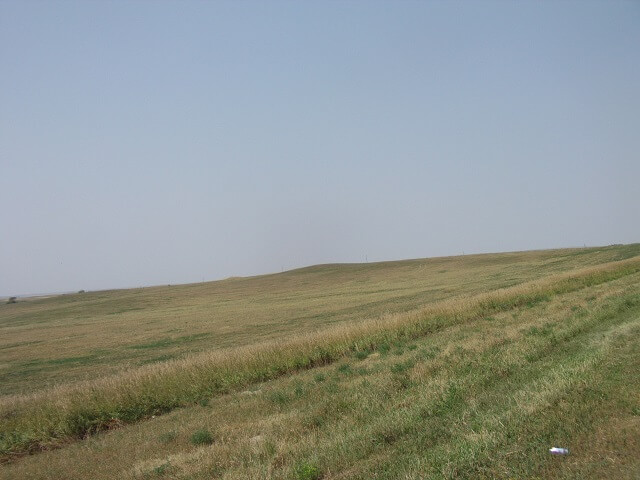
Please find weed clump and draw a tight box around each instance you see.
[294,461,322,480]
[336,363,352,375]
[269,390,289,405]
[390,360,415,374]
[354,350,369,360]
[153,462,171,475]
[190,429,213,446]
[294,382,305,397]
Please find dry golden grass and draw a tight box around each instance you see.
[1,244,637,395]
[1,251,639,462]
[2,265,638,479]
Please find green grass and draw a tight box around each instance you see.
[189,429,213,446]
[294,462,322,480]
[128,333,211,350]
[0,245,639,479]
[2,265,638,478]
[1,255,639,462]
[1,245,636,395]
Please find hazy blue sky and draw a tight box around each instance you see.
[1,1,639,295]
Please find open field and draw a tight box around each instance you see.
[1,245,639,478]
[2,245,639,396]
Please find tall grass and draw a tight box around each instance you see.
[2,245,636,396]
[1,257,639,460]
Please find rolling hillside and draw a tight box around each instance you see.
[1,244,639,479]
[2,245,637,395]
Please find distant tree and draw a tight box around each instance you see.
[7,296,17,304]
[78,290,85,294]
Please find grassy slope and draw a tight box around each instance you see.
[0,253,638,458]
[1,259,639,479]
[1,244,639,395]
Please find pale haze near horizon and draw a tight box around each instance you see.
[1,1,639,296]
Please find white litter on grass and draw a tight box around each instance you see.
[549,447,569,455]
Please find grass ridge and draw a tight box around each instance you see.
[1,256,639,460]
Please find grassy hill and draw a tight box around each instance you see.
[1,244,639,478]
[2,245,638,395]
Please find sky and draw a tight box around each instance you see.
[1,0,639,296]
